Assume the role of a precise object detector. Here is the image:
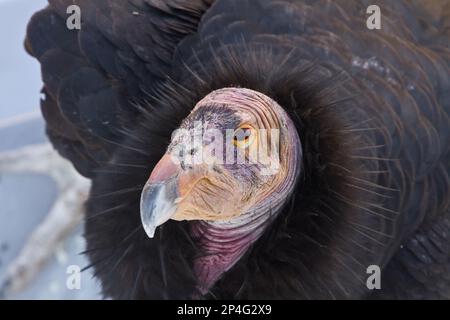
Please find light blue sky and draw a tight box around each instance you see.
[0,0,48,119]
[0,0,101,299]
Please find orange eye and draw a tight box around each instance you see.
[232,124,256,148]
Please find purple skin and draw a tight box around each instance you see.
[140,88,302,293]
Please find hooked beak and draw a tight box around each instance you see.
[140,151,243,239]
[140,154,180,238]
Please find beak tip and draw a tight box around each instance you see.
[140,154,181,239]
[143,224,156,239]
[140,182,178,240]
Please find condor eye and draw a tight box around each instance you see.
[232,124,256,148]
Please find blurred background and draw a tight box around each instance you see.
[0,0,101,299]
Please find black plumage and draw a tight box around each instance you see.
[25,0,449,299]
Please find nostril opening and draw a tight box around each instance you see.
[212,164,223,174]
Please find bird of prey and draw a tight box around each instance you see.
[23,0,449,299]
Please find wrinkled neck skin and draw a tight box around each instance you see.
[190,89,302,295]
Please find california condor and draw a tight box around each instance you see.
[24,0,450,299]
